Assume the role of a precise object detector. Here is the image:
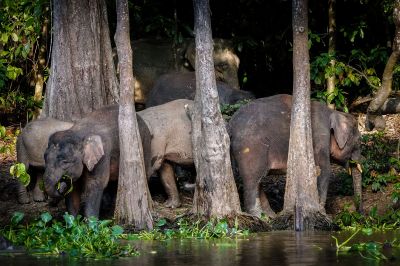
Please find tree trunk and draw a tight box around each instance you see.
[190,0,241,217]
[366,1,400,130]
[326,0,336,110]
[282,0,326,231]
[42,0,118,121]
[113,0,153,230]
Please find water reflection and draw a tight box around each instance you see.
[1,231,400,266]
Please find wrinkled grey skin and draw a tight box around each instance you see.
[229,94,363,218]
[145,72,254,108]
[16,118,73,204]
[127,38,240,103]
[43,106,151,218]
[138,99,194,208]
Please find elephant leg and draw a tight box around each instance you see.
[160,162,181,208]
[243,175,262,217]
[83,178,105,218]
[316,152,331,209]
[17,182,30,204]
[65,189,81,216]
[259,186,276,218]
[234,141,270,218]
[351,164,363,213]
[32,172,46,202]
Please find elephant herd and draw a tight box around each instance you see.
[16,39,363,219]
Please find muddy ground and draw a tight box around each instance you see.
[0,113,399,227]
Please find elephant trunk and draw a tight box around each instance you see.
[43,169,63,198]
[351,163,363,213]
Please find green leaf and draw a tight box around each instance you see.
[19,172,31,186]
[156,218,167,227]
[88,216,98,231]
[11,211,24,225]
[0,125,6,138]
[11,33,19,42]
[63,213,75,228]
[6,65,23,80]
[111,225,124,237]
[1,33,9,44]
[361,227,373,236]
[41,212,52,224]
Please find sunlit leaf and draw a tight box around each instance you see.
[41,212,52,224]
[11,33,19,42]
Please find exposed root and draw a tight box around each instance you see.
[270,211,338,231]
[179,212,272,232]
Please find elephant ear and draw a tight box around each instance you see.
[83,135,104,171]
[330,112,352,150]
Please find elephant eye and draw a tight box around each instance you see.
[217,63,228,70]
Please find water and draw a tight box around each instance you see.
[1,231,400,265]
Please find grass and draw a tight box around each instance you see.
[128,217,250,240]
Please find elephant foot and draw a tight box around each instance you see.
[18,193,31,204]
[33,190,46,202]
[164,197,181,208]
[248,197,276,219]
[263,209,277,219]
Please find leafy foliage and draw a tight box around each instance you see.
[332,228,400,261]
[360,132,400,193]
[334,205,400,230]
[10,162,30,186]
[129,218,249,240]
[220,99,251,121]
[0,125,18,155]
[310,48,387,111]
[0,212,137,258]
[0,0,48,120]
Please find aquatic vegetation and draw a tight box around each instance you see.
[334,205,400,230]
[0,212,137,258]
[129,217,250,240]
[332,228,400,261]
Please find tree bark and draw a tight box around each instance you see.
[366,1,400,130]
[113,0,153,230]
[282,0,325,231]
[190,0,241,217]
[42,0,118,121]
[326,0,336,110]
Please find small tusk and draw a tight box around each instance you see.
[357,163,363,173]
[348,167,352,175]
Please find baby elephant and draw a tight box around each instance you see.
[43,106,152,218]
[229,94,363,218]
[16,118,73,204]
[145,72,254,108]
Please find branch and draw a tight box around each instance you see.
[345,64,380,90]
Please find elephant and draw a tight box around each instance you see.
[228,94,363,218]
[137,99,194,208]
[145,72,254,108]
[126,38,240,104]
[43,105,152,218]
[16,118,73,204]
